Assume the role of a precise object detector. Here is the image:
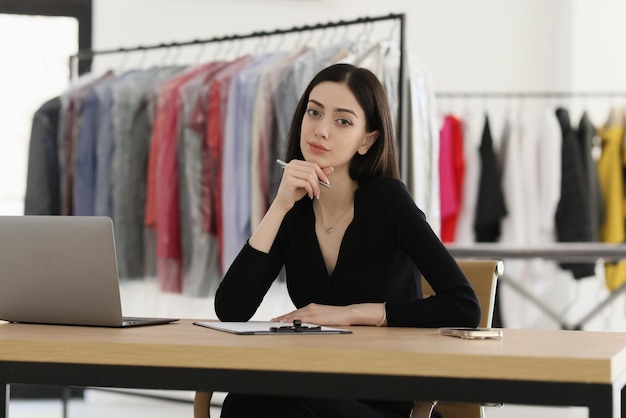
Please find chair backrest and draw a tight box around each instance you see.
[418,259,503,418]
[421,259,503,328]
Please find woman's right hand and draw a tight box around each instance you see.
[249,160,333,253]
[274,160,333,211]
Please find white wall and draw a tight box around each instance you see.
[93,0,573,92]
[92,0,626,329]
[93,0,626,124]
[567,0,626,123]
[570,0,626,91]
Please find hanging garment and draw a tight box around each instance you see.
[144,67,188,232]
[498,107,539,246]
[498,107,527,248]
[95,71,128,219]
[454,108,483,244]
[379,40,401,131]
[73,85,101,216]
[217,54,274,273]
[111,67,183,280]
[177,62,226,296]
[577,112,604,241]
[59,71,114,216]
[147,63,216,293]
[205,55,254,274]
[438,114,464,242]
[56,73,94,216]
[597,108,626,291]
[474,115,507,242]
[536,107,563,244]
[406,54,440,233]
[24,96,61,215]
[554,107,595,279]
[188,60,230,246]
[75,71,138,218]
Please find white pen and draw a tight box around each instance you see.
[276,159,331,188]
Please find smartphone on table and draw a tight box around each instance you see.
[438,327,503,340]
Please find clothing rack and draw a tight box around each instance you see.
[436,91,626,98]
[70,13,405,63]
[69,13,407,148]
[446,242,626,330]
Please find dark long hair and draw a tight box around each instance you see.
[285,63,400,180]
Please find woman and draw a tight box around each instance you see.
[215,63,481,418]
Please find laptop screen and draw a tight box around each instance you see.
[0,216,125,326]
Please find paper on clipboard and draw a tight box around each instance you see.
[193,321,352,335]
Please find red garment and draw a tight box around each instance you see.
[144,92,163,229]
[201,57,250,272]
[187,61,230,235]
[145,63,214,293]
[439,115,465,242]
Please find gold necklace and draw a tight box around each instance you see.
[315,202,353,235]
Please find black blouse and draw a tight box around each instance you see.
[215,176,480,328]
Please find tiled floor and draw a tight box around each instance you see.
[7,388,589,417]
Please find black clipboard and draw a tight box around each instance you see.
[193,320,352,335]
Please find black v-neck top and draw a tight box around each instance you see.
[215,176,481,328]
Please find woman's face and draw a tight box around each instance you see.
[300,81,377,170]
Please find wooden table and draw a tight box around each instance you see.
[1,319,626,417]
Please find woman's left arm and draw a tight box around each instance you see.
[394,244,482,328]
[390,192,481,328]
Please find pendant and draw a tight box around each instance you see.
[324,227,334,234]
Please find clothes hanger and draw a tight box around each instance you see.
[193,41,208,65]
[116,48,130,72]
[135,46,148,69]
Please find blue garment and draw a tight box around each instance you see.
[57,73,98,215]
[221,53,280,271]
[93,77,118,218]
[73,89,100,215]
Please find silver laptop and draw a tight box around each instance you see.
[0,215,178,328]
